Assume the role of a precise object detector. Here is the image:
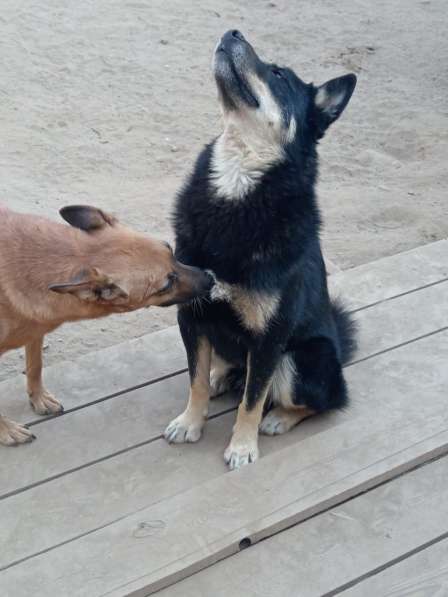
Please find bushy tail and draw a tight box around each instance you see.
[331,298,358,365]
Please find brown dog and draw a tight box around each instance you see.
[0,204,213,446]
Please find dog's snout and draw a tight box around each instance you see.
[221,29,246,48]
[186,265,215,293]
[176,262,215,296]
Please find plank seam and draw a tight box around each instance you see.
[322,533,448,596]
[26,367,188,427]
[350,276,448,314]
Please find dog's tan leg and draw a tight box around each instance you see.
[0,415,35,446]
[224,392,268,470]
[26,336,63,415]
[260,405,315,436]
[164,337,211,443]
[224,352,273,469]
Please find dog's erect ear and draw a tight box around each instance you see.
[49,267,128,302]
[59,205,118,232]
[313,74,357,137]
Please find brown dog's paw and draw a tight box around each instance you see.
[30,391,64,416]
[0,417,36,446]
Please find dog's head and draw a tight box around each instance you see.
[213,30,356,149]
[49,205,213,311]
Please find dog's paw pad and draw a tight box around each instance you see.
[30,391,64,416]
[0,418,36,446]
[164,413,204,444]
[224,442,259,470]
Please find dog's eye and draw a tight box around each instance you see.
[158,272,177,294]
[272,68,284,79]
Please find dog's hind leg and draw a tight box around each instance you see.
[210,350,232,398]
[291,336,348,413]
[26,336,63,416]
[260,353,314,435]
[260,405,314,436]
[164,309,212,443]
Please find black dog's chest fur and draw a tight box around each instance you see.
[174,143,321,290]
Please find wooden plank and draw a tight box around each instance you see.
[2,298,448,567]
[1,239,447,424]
[0,325,186,424]
[330,238,448,311]
[0,411,342,571]
[1,329,447,597]
[1,278,447,499]
[0,374,237,499]
[342,539,448,597]
[157,458,448,597]
[353,279,448,362]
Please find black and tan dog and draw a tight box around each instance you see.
[164,31,357,469]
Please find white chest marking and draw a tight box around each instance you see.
[210,129,282,201]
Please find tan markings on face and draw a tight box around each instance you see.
[247,72,283,137]
[285,116,297,143]
[211,72,297,200]
[211,280,279,332]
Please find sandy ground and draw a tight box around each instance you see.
[1,0,447,381]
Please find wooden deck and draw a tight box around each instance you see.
[0,239,447,597]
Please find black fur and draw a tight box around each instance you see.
[173,31,357,419]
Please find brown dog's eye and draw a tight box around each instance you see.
[157,272,177,294]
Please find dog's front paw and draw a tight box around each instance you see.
[30,390,64,416]
[164,411,205,444]
[0,416,36,446]
[224,438,259,470]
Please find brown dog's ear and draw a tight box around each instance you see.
[49,267,128,302]
[59,205,118,232]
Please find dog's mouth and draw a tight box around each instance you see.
[214,30,260,110]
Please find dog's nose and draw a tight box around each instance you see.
[220,30,246,49]
[231,30,245,42]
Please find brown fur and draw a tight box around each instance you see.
[0,204,211,446]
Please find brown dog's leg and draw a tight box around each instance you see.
[164,336,211,443]
[0,414,35,446]
[26,336,63,415]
